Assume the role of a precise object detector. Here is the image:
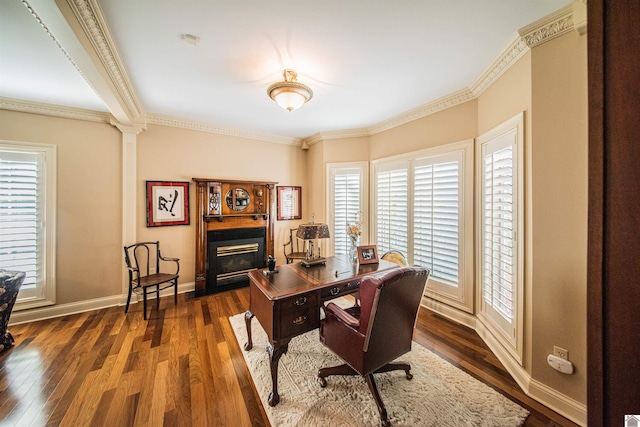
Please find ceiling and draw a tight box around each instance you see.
[0,0,573,141]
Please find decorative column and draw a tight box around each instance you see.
[112,121,145,293]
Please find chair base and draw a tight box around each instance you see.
[318,362,413,426]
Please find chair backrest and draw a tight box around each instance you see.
[124,241,162,277]
[358,266,430,373]
[287,228,307,253]
[381,250,409,267]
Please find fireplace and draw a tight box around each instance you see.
[192,178,277,297]
[207,227,266,290]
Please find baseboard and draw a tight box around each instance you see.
[427,299,587,427]
[9,282,195,326]
[421,296,477,329]
[529,378,587,426]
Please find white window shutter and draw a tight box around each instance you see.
[375,166,408,255]
[414,159,459,286]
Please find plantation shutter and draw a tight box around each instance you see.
[482,144,515,324]
[413,156,460,286]
[332,170,361,255]
[375,165,408,255]
[0,150,42,298]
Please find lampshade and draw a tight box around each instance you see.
[296,223,330,240]
[267,69,313,112]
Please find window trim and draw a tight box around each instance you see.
[475,112,525,364]
[1,140,57,310]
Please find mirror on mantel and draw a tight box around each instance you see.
[225,188,250,212]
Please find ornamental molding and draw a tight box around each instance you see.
[67,0,143,120]
[518,5,574,48]
[0,97,111,123]
[146,114,301,146]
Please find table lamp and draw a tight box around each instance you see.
[297,215,331,267]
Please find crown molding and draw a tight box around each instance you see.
[303,128,370,146]
[146,114,301,146]
[518,5,574,47]
[68,0,144,121]
[367,89,475,135]
[0,97,111,123]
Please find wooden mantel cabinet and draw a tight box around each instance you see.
[192,178,278,297]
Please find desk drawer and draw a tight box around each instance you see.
[320,279,360,300]
[279,294,319,337]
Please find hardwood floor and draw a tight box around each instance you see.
[0,288,579,426]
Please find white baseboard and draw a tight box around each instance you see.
[9,282,195,326]
[529,378,587,426]
[421,296,477,329]
[426,297,587,427]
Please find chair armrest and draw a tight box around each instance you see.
[325,302,359,329]
[159,255,180,275]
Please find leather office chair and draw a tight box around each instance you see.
[318,266,430,426]
[123,241,179,320]
[283,227,307,263]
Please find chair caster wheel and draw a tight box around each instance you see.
[318,377,327,387]
[406,372,413,380]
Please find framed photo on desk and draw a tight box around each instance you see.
[357,245,379,264]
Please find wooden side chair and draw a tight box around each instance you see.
[283,227,307,263]
[123,241,179,320]
[318,266,430,426]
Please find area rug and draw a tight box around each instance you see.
[229,309,529,426]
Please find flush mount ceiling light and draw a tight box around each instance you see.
[267,69,313,112]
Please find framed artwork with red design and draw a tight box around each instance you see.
[146,181,190,227]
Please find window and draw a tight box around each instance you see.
[476,113,524,362]
[374,161,409,256]
[326,162,368,256]
[0,141,56,309]
[372,140,474,312]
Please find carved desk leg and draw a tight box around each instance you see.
[244,311,254,351]
[266,341,289,406]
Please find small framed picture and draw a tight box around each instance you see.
[357,245,379,265]
[146,181,190,227]
[277,186,302,220]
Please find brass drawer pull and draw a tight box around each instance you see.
[293,316,307,325]
[329,287,340,296]
[294,297,307,306]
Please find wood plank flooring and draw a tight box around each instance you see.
[0,288,579,426]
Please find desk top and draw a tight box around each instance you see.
[248,255,399,301]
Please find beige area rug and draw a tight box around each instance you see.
[230,309,529,427]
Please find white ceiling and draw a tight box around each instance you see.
[0,0,572,140]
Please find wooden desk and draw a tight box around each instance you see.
[243,256,399,406]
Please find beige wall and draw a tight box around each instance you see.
[529,31,588,402]
[370,100,478,160]
[0,110,123,304]
[137,124,308,277]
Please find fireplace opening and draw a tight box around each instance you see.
[207,227,266,291]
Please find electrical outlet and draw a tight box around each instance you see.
[553,346,569,360]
